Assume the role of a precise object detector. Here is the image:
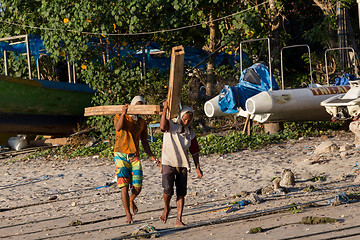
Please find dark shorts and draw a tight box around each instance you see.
[162,165,187,196]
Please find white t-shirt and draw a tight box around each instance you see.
[161,119,195,170]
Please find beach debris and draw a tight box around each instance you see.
[225,199,251,213]
[340,151,348,159]
[261,185,274,195]
[354,174,360,182]
[304,185,317,192]
[248,216,338,234]
[225,206,240,213]
[273,178,281,189]
[339,144,354,152]
[69,220,83,226]
[8,135,27,151]
[347,192,360,201]
[106,175,118,187]
[48,195,57,201]
[0,145,8,152]
[248,226,263,234]
[337,173,352,181]
[29,137,69,147]
[353,163,360,174]
[288,203,303,214]
[305,156,329,164]
[212,200,250,214]
[236,200,250,207]
[247,192,263,204]
[328,192,349,206]
[301,202,319,209]
[96,185,110,190]
[314,141,338,155]
[260,177,288,195]
[131,224,160,238]
[350,120,360,147]
[280,169,295,187]
[310,175,326,182]
[105,178,117,187]
[301,216,338,224]
[235,191,249,198]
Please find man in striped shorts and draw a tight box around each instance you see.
[114,96,160,224]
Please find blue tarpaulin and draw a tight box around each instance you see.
[0,35,242,72]
[0,35,44,61]
[218,62,279,114]
[334,73,356,86]
[132,45,242,72]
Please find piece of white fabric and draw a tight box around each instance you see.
[130,96,145,105]
[173,106,194,124]
[129,96,145,121]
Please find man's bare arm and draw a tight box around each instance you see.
[193,153,203,179]
[141,126,160,166]
[114,104,128,131]
[160,101,169,131]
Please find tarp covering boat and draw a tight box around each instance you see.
[218,62,279,114]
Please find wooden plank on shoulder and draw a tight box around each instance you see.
[84,105,161,116]
[167,45,185,119]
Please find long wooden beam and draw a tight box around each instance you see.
[167,45,185,119]
[84,105,161,116]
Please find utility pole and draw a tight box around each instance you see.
[337,1,345,70]
[357,0,360,30]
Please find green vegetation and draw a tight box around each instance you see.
[310,175,327,182]
[304,185,317,192]
[27,142,113,160]
[288,203,303,214]
[301,216,338,224]
[248,226,263,234]
[26,120,345,160]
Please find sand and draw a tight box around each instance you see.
[1,130,360,239]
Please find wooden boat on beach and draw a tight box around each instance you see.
[0,35,95,136]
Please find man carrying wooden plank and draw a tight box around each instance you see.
[114,95,160,224]
[159,100,203,227]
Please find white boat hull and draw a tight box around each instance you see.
[205,85,350,123]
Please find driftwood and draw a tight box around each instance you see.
[84,105,161,117]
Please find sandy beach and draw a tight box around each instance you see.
[1,130,360,239]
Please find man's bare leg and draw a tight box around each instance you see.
[130,186,141,214]
[160,193,172,223]
[175,195,186,226]
[121,186,133,224]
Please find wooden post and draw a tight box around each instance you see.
[247,118,252,136]
[4,50,8,76]
[25,35,32,80]
[36,58,40,80]
[242,114,250,135]
[167,46,185,119]
[67,61,72,83]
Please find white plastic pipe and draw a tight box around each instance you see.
[204,95,229,117]
[245,86,350,120]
